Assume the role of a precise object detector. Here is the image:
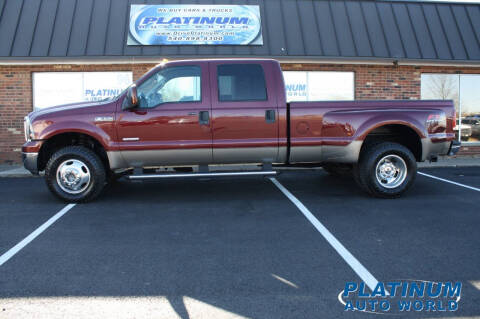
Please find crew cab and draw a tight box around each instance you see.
[22,59,460,202]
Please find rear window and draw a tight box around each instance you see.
[217,64,267,102]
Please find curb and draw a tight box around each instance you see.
[417,164,480,168]
[0,170,38,178]
[0,167,40,178]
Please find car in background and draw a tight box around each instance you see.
[462,117,480,137]
[455,120,472,141]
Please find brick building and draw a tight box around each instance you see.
[0,0,479,163]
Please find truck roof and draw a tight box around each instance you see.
[139,58,279,83]
[161,58,278,66]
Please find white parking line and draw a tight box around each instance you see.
[418,172,480,192]
[0,203,76,267]
[269,177,380,292]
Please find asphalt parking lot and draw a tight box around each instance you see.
[0,167,479,318]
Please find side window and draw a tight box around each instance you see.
[217,64,267,102]
[136,66,201,109]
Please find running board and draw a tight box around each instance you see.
[127,170,277,180]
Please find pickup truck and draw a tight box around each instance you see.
[22,59,460,202]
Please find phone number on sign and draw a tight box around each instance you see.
[167,36,224,41]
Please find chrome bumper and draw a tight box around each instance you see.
[448,140,461,156]
[22,152,39,175]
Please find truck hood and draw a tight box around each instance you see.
[30,99,113,120]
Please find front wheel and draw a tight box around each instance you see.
[355,142,417,198]
[45,146,106,202]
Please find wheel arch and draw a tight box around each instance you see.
[359,123,423,162]
[38,132,110,172]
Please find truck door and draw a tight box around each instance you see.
[116,63,212,167]
[209,61,279,164]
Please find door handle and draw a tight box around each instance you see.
[265,109,276,123]
[199,111,209,125]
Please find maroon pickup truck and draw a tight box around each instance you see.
[22,59,459,202]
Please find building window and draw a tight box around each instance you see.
[421,74,480,143]
[217,64,267,102]
[33,72,133,109]
[283,71,354,102]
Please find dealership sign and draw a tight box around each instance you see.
[128,5,263,45]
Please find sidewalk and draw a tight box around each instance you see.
[0,164,40,177]
[417,155,480,168]
[0,155,479,178]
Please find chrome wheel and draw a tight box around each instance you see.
[56,159,91,194]
[375,155,407,189]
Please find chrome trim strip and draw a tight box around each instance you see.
[127,171,277,180]
[94,116,114,122]
[122,137,140,141]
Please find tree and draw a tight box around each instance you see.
[422,74,459,112]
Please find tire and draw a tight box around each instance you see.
[322,163,353,177]
[45,146,106,202]
[355,142,417,198]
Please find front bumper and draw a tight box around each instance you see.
[448,140,461,156]
[21,140,43,175]
[22,152,39,175]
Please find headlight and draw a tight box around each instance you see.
[24,116,34,141]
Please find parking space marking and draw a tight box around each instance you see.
[0,203,76,267]
[269,177,380,292]
[418,172,480,192]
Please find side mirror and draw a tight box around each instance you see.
[122,85,138,110]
